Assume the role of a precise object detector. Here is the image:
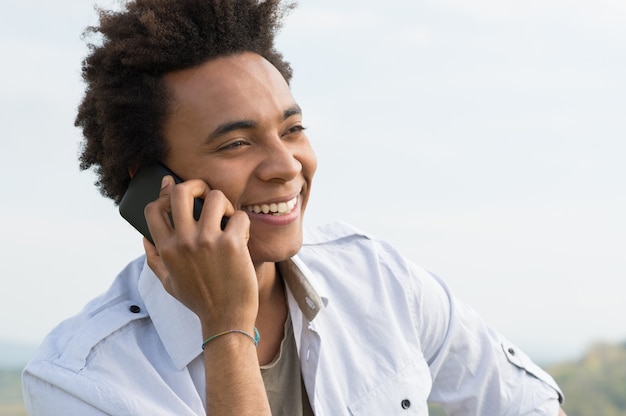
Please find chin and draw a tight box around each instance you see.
[247,216,305,264]
[248,235,303,265]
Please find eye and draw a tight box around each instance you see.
[218,139,249,151]
[282,125,307,137]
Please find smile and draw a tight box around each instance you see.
[244,196,298,216]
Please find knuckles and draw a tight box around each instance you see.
[201,188,228,208]
[143,200,160,217]
[160,222,246,259]
[169,181,193,201]
[144,179,248,257]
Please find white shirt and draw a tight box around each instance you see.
[23,222,562,415]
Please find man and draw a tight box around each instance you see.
[23,1,566,414]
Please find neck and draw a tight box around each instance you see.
[255,262,280,305]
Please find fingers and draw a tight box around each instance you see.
[169,179,239,241]
[224,210,251,243]
[144,175,245,247]
[169,179,210,237]
[144,175,176,246]
[194,191,237,235]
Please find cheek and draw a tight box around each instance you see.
[165,156,246,206]
[300,142,318,179]
[204,172,246,205]
[299,146,317,214]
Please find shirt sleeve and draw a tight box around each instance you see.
[22,366,110,416]
[413,269,563,415]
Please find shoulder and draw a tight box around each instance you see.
[25,256,150,374]
[302,221,398,257]
[300,222,437,298]
[302,221,370,245]
[302,221,423,272]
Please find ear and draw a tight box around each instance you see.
[128,163,140,178]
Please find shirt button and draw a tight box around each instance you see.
[129,305,141,313]
[508,347,516,355]
[401,399,411,409]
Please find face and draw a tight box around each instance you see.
[161,53,317,265]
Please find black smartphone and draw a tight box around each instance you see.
[119,163,226,244]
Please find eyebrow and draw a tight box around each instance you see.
[284,105,302,119]
[207,120,257,142]
[206,105,303,143]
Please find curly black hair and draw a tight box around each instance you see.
[76,0,295,204]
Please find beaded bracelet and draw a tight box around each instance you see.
[202,327,260,350]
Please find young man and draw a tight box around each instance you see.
[23,1,566,415]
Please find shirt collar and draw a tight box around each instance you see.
[138,258,203,371]
[279,255,327,322]
[138,255,326,370]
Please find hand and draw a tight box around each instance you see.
[143,175,259,334]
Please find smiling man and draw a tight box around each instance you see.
[23,1,565,415]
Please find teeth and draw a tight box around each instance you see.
[245,196,297,216]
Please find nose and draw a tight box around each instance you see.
[256,137,302,183]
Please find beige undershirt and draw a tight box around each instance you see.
[260,314,314,416]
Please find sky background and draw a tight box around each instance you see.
[1,0,624,364]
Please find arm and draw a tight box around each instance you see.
[144,175,270,416]
[23,373,110,416]
[413,269,563,415]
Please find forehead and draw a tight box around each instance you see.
[162,52,295,121]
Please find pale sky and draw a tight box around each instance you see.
[1,0,625,364]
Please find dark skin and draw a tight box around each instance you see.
[141,52,567,416]
[143,52,316,415]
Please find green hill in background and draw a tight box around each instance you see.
[0,368,26,416]
[428,341,626,415]
[3,341,626,415]
[548,341,626,416]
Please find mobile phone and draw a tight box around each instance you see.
[119,163,226,243]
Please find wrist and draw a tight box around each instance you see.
[202,327,259,350]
